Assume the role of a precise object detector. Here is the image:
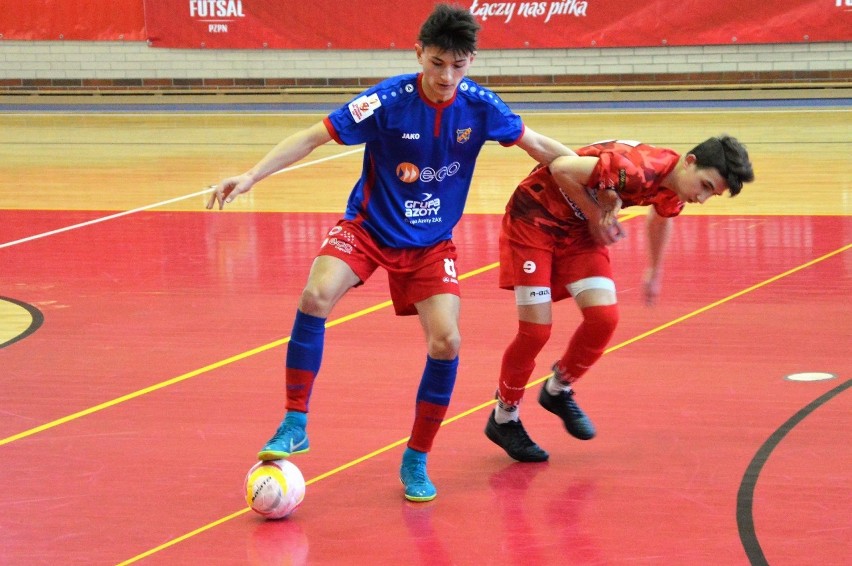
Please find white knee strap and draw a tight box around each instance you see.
[514,286,552,306]
[567,276,616,296]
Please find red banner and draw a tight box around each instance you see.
[0,0,145,40]
[143,0,850,49]
[2,1,847,48]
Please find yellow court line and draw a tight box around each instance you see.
[0,341,286,447]
[116,240,851,565]
[0,300,384,448]
[2,214,646,448]
[115,507,253,565]
[606,242,851,353]
[0,259,533,448]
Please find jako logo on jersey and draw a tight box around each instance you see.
[405,193,441,217]
[456,128,471,144]
[396,161,461,184]
[402,133,420,140]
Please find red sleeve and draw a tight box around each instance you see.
[586,144,684,216]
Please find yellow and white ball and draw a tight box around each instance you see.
[244,459,306,519]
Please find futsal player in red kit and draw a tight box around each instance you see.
[485,136,755,461]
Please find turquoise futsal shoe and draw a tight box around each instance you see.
[257,414,310,460]
[399,450,436,502]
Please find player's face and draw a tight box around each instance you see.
[674,155,728,204]
[416,45,474,104]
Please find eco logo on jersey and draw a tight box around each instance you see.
[396,162,420,183]
[395,161,461,184]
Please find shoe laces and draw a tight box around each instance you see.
[270,422,302,441]
[560,389,586,419]
[504,420,536,447]
[401,461,429,484]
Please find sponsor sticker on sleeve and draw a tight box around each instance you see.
[348,93,382,123]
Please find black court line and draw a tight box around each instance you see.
[737,377,851,565]
[0,296,45,349]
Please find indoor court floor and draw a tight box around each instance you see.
[1,96,850,565]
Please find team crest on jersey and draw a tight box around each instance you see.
[348,93,382,123]
[456,128,471,144]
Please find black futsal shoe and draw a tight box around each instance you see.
[538,380,596,440]
[485,412,549,462]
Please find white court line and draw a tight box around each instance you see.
[0,147,364,250]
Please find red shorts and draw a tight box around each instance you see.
[318,220,460,316]
[498,215,612,303]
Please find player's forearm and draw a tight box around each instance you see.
[245,122,331,184]
[549,156,601,222]
[534,137,577,165]
[645,208,672,271]
[517,127,577,165]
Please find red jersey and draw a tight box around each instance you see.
[505,140,685,238]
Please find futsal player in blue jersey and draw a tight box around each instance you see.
[207,4,574,502]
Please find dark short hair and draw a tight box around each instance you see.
[418,4,480,56]
[689,135,755,196]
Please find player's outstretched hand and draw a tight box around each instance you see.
[206,174,254,210]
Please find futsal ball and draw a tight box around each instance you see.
[244,459,306,519]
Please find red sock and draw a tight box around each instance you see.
[556,304,619,383]
[408,401,449,452]
[285,368,316,413]
[498,320,552,405]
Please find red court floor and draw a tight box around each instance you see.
[1,209,849,565]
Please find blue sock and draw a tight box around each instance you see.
[286,310,326,374]
[285,310,326,412]
[416,356,458,406]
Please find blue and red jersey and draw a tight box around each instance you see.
[324,73,524,248]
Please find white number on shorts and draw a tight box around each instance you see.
[444,258,457,278]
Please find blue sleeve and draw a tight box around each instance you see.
[459,81,523,145]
